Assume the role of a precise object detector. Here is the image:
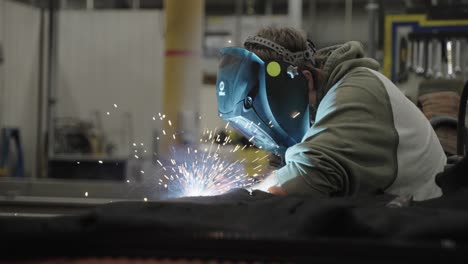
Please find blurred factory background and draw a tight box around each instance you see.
[0,0,467,203]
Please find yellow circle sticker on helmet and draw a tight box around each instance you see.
[266,61,281,77]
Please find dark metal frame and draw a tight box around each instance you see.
[457,81,468,156]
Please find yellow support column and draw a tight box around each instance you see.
[161,0,204,157]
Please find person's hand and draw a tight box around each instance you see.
[267,186,288,196]
[251,174,278,192]
[251,172,287,195]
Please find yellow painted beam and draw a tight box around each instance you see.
[160,0,204,156]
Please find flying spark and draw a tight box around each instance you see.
[149,114,268,198]
[159,146,257,198]
[155,132,263,198]
[291,111,301,119]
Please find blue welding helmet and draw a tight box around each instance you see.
[216,46,310,155]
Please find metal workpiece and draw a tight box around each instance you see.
[426,40,434,78]
[412,40,418,72]
[0,178,165,205]
[454,39,462,75]
[386,194,413,208]
[406,40,412,71]
[446,39,455,79]
[434,39,443,79]
[416,40,425,75]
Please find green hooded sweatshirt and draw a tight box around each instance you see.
[274,41,446,201]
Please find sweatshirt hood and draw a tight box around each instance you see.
[314,41,380,102]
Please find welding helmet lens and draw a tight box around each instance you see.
[216,47,310,155]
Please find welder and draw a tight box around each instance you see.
[216,27,446,201]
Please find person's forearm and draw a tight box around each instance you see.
[276,163,330,197]
[251,171,279,192]
[281,173,328,197]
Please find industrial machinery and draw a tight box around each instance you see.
[384,14,468,84]
[384,12,468,155]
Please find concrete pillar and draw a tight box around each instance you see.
[307,0,317,38]
[234,0,243,46]
[160,0,204,156]
[344,0,353,41]
[86,0,93,10]
[265,0,273,16]
[46,0,58,159]
[0,0,4,128]
[288,0,302,29]
[132,0,140,9]
[60,0,67,8]
[366,0,379,59]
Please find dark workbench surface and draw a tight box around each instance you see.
[1,156,468,263]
